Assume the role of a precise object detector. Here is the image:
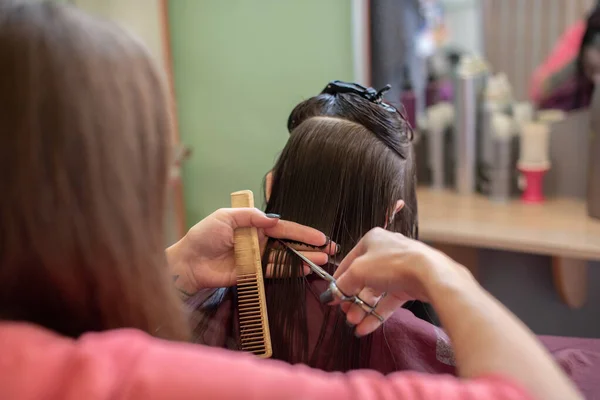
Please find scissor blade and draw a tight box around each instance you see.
[277,240,335,282]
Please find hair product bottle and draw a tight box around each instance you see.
[401,67,417,130]
[453,55,488,195]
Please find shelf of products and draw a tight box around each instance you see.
[417,187,600,308]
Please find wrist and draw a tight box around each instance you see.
[166,236,200,300]
[422,252,479,306]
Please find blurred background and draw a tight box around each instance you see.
[59,0,600,338]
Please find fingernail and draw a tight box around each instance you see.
[266,213,281,219]
[319,236,331,248]
[346,320,355,328]
[335,243,341,254]
[319,289,334,304]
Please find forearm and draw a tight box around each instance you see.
[428,267,581,400]
[127,335,534,400]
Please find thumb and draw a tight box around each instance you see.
[218,208,280,230]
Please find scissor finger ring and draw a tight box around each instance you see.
[329,282,354,302]
[352,296,385,322]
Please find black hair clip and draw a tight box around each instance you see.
[321,80,397,112]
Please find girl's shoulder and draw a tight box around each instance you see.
[371,307,456,375]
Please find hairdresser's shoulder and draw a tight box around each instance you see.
[0,322,160,399]
[0,322,534,400]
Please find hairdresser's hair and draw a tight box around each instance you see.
[262,91,417,371]
[574,6,600,108]
[0,1,188,340]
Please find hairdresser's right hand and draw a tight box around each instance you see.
[334,229,583,400]
[332,228,475,336]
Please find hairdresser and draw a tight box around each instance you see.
[0,1,581,400]
[530,2,600,110]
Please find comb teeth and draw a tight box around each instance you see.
[231,190,272,358]
[237,274,270,356]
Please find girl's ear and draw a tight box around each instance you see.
[394,199,405,215]
[385,200,405,228]
[265,171,273,201]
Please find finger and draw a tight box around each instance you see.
[263,219,328,249]
[217,208,337,254]
[330,255,372,302]
[265,263,311,279]
[354,295,405,337]
[268,249,329,266]
[345,288,384,326]
[333,228,398,279]
[340,302,352,314]
[332,237,368,279]
[217,208,280,230]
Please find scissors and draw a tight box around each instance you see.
[278,240,384,322]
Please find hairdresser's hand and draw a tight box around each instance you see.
[333,229,582,400]
[167,208,336,295]
[331,228,474,337]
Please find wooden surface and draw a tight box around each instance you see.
[417,188,600,261]
[160,0,187,240]
[552,257,588,309]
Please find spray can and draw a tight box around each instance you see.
[401,67,417,130]
[488,113,516,202]
[453,55,489,195]
[426,102,454,190]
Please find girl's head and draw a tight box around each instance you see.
[262,81,417,370]
[0,1,188,339]
[266,83,417,254]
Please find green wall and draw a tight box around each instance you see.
[168,0,354,225]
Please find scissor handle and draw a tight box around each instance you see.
[328,282,385,322]
[328,281,354,302]
[279,240,385,324]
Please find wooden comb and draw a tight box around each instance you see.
[231,190,272,358]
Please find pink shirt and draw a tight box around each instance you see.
[0,322,533,400]
[529,20,586,103]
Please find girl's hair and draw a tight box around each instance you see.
[262,91,417,371]
[0,1,188,340]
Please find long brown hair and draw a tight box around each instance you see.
[262,92,417,371]
[0,1,188,340]
[191,88,418,369]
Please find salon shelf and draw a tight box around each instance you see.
[418,188,600,261]
[417,188,600,308]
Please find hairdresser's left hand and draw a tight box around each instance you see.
[167,208,336,295]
